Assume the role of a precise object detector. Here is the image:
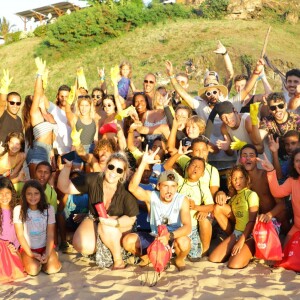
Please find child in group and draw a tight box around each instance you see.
[0,177,25,282]
[0,132,26,183]
[13,180,61,276]
[209,164,259,269]
[117,61,136,100]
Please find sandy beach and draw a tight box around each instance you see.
[1,251,300,300]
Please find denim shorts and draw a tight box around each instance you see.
[135,232,156,256]
[26,141,52,165]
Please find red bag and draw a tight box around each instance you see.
[147,225,172,273]
[276,231,300,271]
[0,240,26,283]
[253,220,283,261]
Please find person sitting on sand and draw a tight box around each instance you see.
[123,147,191,271]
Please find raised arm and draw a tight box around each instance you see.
[0,69,13,116]
[165,61,195,109]
[65,86,77,128]
[128,146,161,203]
[57,159,81,195]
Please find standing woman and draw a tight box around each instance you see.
[24,59,58,178]
[57,152,139,269]
[13,180,61,275]
[209,165,259,269]
[0,132,26,183]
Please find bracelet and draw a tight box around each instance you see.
[222,51,228,56]
[267,168,275,172]
[169,74,175,79]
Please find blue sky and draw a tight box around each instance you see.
[0,0,87,31]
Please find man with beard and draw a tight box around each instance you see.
[123,148,191,271]
[284,69,300,109]
[215,144,290,234]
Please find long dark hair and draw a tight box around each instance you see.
[0,132,25,157]
[0,177,17,235]
[20,180,49,223]
[289,148,300,179]
[22,95,34,148]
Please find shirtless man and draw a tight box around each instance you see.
[215,144,290,234]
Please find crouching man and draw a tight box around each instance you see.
[123,148,191,271]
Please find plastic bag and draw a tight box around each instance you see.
[276,231,300,272]
[253,220,283,261]
[147,225,172,273]
[0,240,26,283]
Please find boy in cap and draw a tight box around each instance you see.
[124,147,191,271]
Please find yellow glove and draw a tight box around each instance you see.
[250,102,260,126]
[230,136,247,150]
[71,126,82,147]
[115,105,135,121]
[110,65,119,86]
[35,57,47,76]
[42,69,49,90]
[67,86,76,105]
[0,69,13,95]
[76,67,88,91]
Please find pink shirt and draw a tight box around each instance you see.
[267,170,300,232]
[0,208,20,249]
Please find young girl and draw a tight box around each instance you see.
[13,180,61,276]
[117,61,136,100]
[0,177,25,282]
[0,132,26,183]
[209,164,259,269]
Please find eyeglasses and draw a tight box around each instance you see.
[144,80,155,84]
[8,101,21,106]
[205,90,218,97]
[270,103,285,111]
[107,164,124,174]
[92,95,102,99]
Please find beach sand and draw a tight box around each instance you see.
[1,251,300,300]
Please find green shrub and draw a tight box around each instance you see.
[5,31,21,44]
[37,3,193,58]
[199,0,229,19]
[34,25,48,37]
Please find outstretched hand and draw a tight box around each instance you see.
[35,57,47,76]
[178,140,192,155]
[165,60,174,77]
[216,135,231,151]
[0,69,13,94]
[230,136,247,150]
[141,145,161,165]
[213,40,227,55]
[256,153,274,172]
[268,134,279,153]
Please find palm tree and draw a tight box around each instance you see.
[0,17,15,39]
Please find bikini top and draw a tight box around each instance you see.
[33,121,58,140]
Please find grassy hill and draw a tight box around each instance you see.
[0,18,300,100]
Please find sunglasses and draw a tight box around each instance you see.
[92,95,102,99]
[107,164,124,174]
[8,101,21,106]
[270,103,285,111]
[103,104,112,108]
[144,80,155,84]
[205,90,218,97]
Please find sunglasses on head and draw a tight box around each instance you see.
[205,90,218,97]
[107,164,124,174]
[8,101,21,106]
[270,103,285,111]
[92,94,101,99]
[144,80,155,84]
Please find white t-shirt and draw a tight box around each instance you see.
[48,102,72,155]
[13,205,55,249]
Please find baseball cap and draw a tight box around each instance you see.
[157,170,179,184]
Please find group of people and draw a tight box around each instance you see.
[1,41,300,279]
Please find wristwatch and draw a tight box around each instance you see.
[169,232,175,243]
[115,219,120,228]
